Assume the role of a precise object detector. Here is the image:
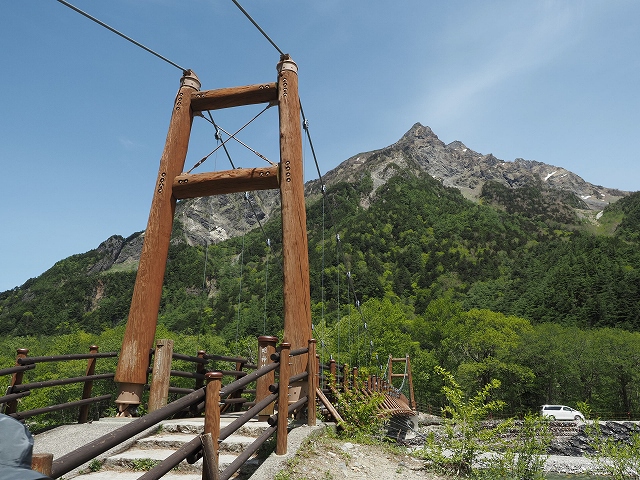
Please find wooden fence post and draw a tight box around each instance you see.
[5,348,28,415]
[148,339,174,412]
[32,453,53,476]
[204,372,222,480]
[329,358,336,388]
[200,432,218,480]
[342,364,349,391]
[276,343,291,455]
[257,336,278,421]
[78,345,99,423]
[307,339,317,426]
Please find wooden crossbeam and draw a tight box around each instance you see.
[191,83,278,112]
[172,166,279,199]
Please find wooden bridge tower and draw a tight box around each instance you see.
[114,55,312,413]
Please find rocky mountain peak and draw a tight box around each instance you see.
[317,122,627,211]
[102,123,630,264]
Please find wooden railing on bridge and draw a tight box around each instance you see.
[45,337,318,480]
[0,337,319,480]
[317,358,416,422]
[0,346,117,423]
[2,337,417,478]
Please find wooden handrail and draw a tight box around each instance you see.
[0,364,35,376]
[11,373,115,392]
[3,346,116,420]
[18,352,118,365]
[9,395,112,421]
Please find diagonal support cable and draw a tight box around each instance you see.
[55,0,188,73]
[189,104,272,173]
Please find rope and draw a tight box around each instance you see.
[55,0,188,74]
[336,233,341,365]
[207,112,237,169]
[202,111,280,340]
[197,241,209,343]
[230,0,285,56]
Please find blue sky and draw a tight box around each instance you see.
[1,1,639,292]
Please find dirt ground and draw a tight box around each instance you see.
[273,432,446,480]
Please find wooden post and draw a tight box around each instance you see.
[114,71,201,413]
[32,453,53,476]
[148,339,174,412]
[387,354,393,387]
[200,432,219,480]
[341,364,349,391]
[329,358,336,388]
[204,372,222,480]
[307,339,317,426]
[78,345,99,423]
[276,343,291,455]
[257,336,278,421]
[229,360,246,412]
[277,55,311,377]
[6,348,28,415]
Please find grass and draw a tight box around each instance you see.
[130,458,160,471]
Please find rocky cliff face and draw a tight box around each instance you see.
[98,123,629,270]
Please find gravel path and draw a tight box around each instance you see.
[268,434,442,479]
[261,427,601,479]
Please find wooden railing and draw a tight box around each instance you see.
[2,337,416,478]
[0,346,117,423]
[317,361,415,423]
[47,338,318,480]
[146,340,258,414]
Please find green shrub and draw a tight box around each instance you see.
[421,366,509,477]
[585,420,640,480]
[332,375,388,440]
[476,413,551,480]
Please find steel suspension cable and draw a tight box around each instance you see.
[230,0,285,56]
[55,0,188,74]
[189,104,272,173]
[302,103,377,369]
[203,113,278,336]
[235,197,247,354]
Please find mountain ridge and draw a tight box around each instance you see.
[308,123,627,210]
[173,122,629,257]
[2,122,634,286]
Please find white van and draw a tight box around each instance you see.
[540,405,584,421]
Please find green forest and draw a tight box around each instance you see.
[1,170,640,419]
